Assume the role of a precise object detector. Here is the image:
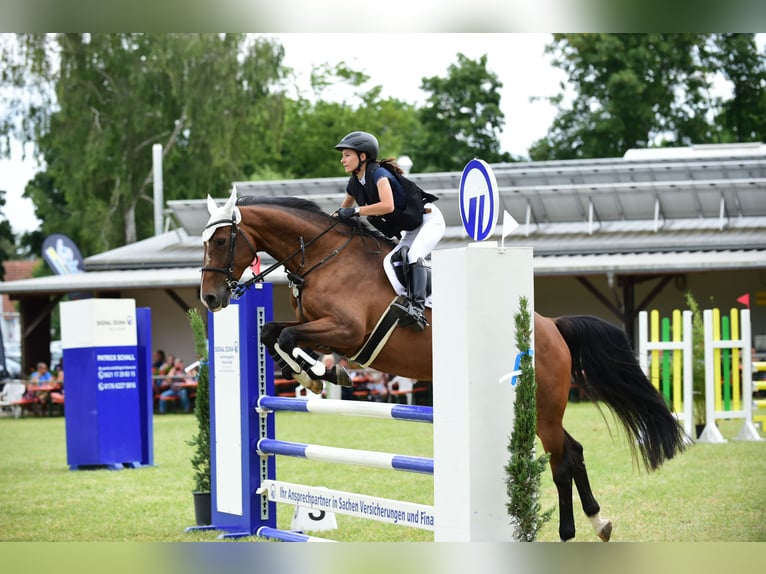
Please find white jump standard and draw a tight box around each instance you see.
[192,243,533,541]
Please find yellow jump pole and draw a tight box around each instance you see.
[713,308,722,413]
[730,307,741,412]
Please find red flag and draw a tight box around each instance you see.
[737,293,750,308]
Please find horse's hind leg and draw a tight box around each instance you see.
[549,445,577,541]
[565,430,612,542]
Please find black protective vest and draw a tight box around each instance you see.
[346,162,436,238]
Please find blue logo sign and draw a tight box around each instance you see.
[459,159,499,241]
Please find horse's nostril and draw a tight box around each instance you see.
[203,293,217,309]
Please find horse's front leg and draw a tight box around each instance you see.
[278,316,362,391]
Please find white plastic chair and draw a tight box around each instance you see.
[0,382,27,418]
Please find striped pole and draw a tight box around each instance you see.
[698,308,762,443]
[650,310,660,391]
[256,438,434,475]
[257,395,433,424]
[672,309,683,415]
[731,308,741,412]
[256,526,334,543]
[637,309,693,437]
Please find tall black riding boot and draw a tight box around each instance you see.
[402,258,429,332]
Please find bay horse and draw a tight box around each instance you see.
[199,190,688,542]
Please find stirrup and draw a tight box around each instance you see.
[396,304,428,331]
[408,312,429,332]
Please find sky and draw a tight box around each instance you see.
[0,33,565,235]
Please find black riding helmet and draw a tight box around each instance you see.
[335,131,379,173]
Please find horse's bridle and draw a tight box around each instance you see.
[200,213,260,296]
[201,212,382,300]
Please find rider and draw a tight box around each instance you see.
[333,131,446,331]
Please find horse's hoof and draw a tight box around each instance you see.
[305,380,323,395]
[597,521,612,542]
[335,365,353,387]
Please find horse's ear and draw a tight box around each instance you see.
[223,186,237,211]
[206,195,218,215]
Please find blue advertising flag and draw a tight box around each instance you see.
[41,234,84,275]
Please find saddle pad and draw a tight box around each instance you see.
[382,251,433,308]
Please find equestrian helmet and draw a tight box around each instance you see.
[334,131,379,161]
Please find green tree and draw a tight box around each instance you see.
[1,33,288,255]
[416,53,511,172]
[530,34,717,160]
[0,191,17,278]
[711,34,766,144]
[274,63,422,179]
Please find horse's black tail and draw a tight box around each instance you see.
[554,315,688,471]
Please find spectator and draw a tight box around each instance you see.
[27,361,54,415]
[152,350,167,374]
[29,361,53,385]
[365,371,389,402]
[158,357,192,413]
[160,353,176,375]
[53,359,64,385]
[153,352,175,396]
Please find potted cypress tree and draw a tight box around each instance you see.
[505,296,552,541]
[186,308,211,525]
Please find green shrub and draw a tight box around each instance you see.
[505,296,552,541]
[186,308,210,493]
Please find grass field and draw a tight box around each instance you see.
[1,401,764,542]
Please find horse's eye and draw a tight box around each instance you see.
[214,237,226,248]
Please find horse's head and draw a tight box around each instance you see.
[199,187,255,312]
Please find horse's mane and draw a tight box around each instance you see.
[237,195,323,214]
[236,195,395,246]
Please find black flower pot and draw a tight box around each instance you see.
[193,491,212,526]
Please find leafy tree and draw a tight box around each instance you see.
[274,63,423,179]
[0,191,17,278]
[416,53,511,172]
[1,33,288,255]
[530,34,717,160]
[711,34,766,143]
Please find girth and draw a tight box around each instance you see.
[349,296,414,367]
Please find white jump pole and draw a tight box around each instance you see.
[432,243,534,542]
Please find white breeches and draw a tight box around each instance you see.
[395,203,446,263]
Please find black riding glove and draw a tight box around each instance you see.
[337,207,359,221]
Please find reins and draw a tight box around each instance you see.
[201,211,383,304]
